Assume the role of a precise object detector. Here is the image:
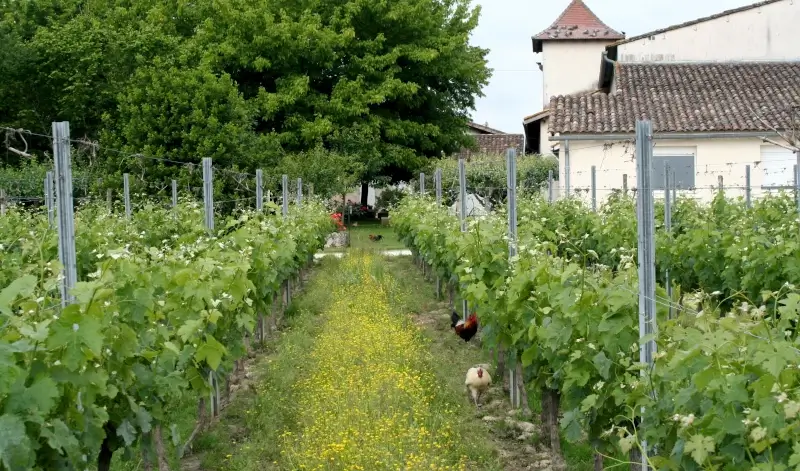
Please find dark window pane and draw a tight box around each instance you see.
[652,155,695,190]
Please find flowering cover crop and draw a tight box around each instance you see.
[280,253,468,471]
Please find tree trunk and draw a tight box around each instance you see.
[540,385,550,428]
[630,448,644,470]
[448,282,455,308]
[154,425,170,471]
[142,432,153,471]
[179,399,207,458]
[546,389,562,457]
[97,423,115,471]
[515,362,531,415]
[360,182,369,206]
[594,452,604,471]
[497,348,509,392]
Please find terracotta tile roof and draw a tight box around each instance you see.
[523,109,550,123]
[532,0,624,52]
[467,121,507,134]
[456,134,525,159]
[548,61,800,134]
[610,0,784,47]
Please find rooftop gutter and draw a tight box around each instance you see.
[598,50,617,91]
[549,131,782,141]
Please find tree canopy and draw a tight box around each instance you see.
[0,0,490,198]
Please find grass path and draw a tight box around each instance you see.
[183,252,601,470]
[187,253,500,470]
[324,221,405,252]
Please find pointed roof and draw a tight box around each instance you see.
[532,0,624,52]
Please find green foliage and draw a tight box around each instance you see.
[0,0,491,187]
[276,146,365,199]
[422,153,559,206]
[0,158,99,198]
[375,187,407,210]
[392,192,800,469]
[0,199,333,468]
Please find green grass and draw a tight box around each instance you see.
[383,256,602,471]
[115,244,606,470]
[324,220,405,252]
[188,255,502,470]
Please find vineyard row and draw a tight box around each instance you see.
[0,196,334,470]
[393,190,800,470]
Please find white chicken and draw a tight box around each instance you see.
[465,364,492,408]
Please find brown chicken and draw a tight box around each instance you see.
[451,311,479,342]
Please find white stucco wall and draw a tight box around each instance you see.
[617,0,800,62]
[561,137,798,206]
[541,41,615,104]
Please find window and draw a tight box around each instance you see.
[760,146,796,189]
[652,154,695,190]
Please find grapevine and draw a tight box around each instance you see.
[0,199,333,470]
[393,192,800,469]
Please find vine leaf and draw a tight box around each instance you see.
[684,434,715,465]
[0,275,37,316]
[46,310,104,371]
[559,409,583,442]
[0,413,33,470]
[117,419,137,446]
[592,351,612,379]
[4,376,59,416]
[195,334,227,370]
[40,419,80,457]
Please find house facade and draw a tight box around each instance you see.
[612,0,795,63]
[523,0,624,156]
[532,0,800,204]
[550,62,800,203]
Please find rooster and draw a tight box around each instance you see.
[465,365,492,408]
[368,234,383,241]
[451,310,479,342]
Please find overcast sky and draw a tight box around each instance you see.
[469,0,759,134]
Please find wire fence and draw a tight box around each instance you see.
[417,156,800,213]
[0,124,313,217]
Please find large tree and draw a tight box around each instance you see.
[0,0,490,202]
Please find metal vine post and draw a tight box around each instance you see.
[634,119,657,471]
